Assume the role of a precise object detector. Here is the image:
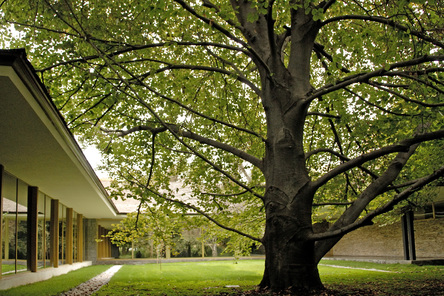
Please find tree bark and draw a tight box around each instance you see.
[259,188,324,292]
[260,240,323,292]
[258,184,324,292]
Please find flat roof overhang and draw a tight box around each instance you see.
[0,49,123,219]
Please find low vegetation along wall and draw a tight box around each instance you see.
[331,218,444,258]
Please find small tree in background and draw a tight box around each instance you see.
[107,206,182,259]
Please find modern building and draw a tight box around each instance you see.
[0,48,125,289]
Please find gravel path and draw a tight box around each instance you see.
[60,265,122,296]
[319,263,394,272]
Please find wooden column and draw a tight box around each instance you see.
[401,214,409,260]
[98,226,105,258]
[77,214,83,262]
[109,237,112,257]
[97,226,112,258]
[106,231,110,257]
[401,210,416,260]
[66,208,73,264]
[27,186,39,272]
[0,164,4,277]
[406,211,416,260]
[50,199,59,267]
[106,234,111,258]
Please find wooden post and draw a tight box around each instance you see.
[50,199,59,267]
[27,186,39,272]
[432,202,436,219]
[406,210,416,260]
[201,227,205,258]
[107,235,111,258]
[401,214,410,260]
[66,208,73,264]
[97,226,102,259]
[166,245,171,259]
[401,210,416,260]
[77,214,83,262]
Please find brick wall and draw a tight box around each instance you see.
[414,219,444,257]
[331,218,444,258]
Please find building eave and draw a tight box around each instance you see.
[0,49,121,218]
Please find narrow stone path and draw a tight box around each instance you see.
[319,263,395,273]
[60,265,122,296]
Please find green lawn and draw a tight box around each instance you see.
[320,260,444,295]
[1,264,27,274]
[1,260,444,296]
[0,265,111,296]
[95,260,444,296]
[96,260,264,296]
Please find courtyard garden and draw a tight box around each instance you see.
[1,259,443,295]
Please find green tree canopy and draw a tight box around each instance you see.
[1,0,443,292]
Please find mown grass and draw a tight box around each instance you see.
[94,260,444,296]
[95,260,264,296]
[1,260,443,296]
[1,264,27,273]
[0,265,111,296]
[320,260,444,295]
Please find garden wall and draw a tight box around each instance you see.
[331,218,444,258]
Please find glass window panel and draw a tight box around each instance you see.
[37,193,51,268]
[59,204,65,265]
[2,173,16,274]
[16,179,28,272]
[1,172,27,274]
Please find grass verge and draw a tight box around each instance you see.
[321,260,444,295]
[0,264,111,296]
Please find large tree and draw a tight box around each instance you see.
[2,0,443,292]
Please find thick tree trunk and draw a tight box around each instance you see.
[259,217,324,292]
[260,232,323,292]
[254,8,320,289]
[259,187,324,293]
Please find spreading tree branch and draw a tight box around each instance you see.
[101,124,263,171]
[173,0,270,74]
[368,81,444,107]
[344,87,416,117]
[90,66,264,141]
[70,23,265,202]
[35,41,249,72]
[310,165,444,242]
[306,55,444,103]
[125,174,263,243]
[312,129,444,190]
[321,15,444,49]
[132,63,261,96]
